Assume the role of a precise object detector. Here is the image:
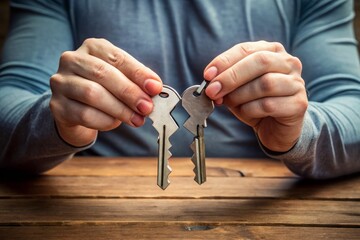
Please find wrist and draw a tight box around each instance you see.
[54,121,97,148]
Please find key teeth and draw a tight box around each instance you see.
[192,158,201,185]
[158,140,173,190]
[189,140,201,185]
[160,164,172,190]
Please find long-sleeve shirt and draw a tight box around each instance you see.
[1,0,360,178]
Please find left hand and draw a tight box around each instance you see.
[204,41,308,152]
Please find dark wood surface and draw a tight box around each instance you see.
[0,157,359,240]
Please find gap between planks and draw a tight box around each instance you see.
[0,199,359,227]
[0,225,360,240]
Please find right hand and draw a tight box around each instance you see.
[50,38,162,147]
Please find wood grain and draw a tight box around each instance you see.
[0,175,359,200]
[0,199,359,226]
[46,157,295,177]
[0,225,359,240]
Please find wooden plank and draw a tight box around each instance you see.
[0,225,359,240]
[0,199,358,226]
[46,157,295,177]
[0,175,359,200]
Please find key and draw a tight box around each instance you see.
[149,85,181,190]
[182,80,214,184]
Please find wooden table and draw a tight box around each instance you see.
[0,157,359,239]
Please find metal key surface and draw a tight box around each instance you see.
[182,84,214,184]
[149,85,181,190]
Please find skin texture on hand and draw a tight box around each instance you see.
[50,38,163,147]
[204,41,308,153]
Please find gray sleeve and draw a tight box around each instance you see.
[262,0,360,178]
[0,0,91,173]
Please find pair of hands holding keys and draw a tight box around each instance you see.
[50,38,308,187]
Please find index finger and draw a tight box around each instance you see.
[78,38,162,96]
[204,41,285,80]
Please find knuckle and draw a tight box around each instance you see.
[133,67,145,81]
[60,51,76,65]
[259,75,274,93]
[97,38,108,44]
[92,62,108,80]
[272,42,285,52]
[258,40,267,44]
[297,93,309,113]
[100,118,120,131]
[110,49,126,68]
[119,108,133,123]
[255,52,271,68]
[292,75,305,86]
[50,73,63,90]
[78,108,93,126]
[119,84,138,99]
[217,54,232,66]
[237,42,254,56]
[228,67,239,85]
[83,82,101,103]
[83,38,98,47]
[291,56,302,71]
[261,98,276,114]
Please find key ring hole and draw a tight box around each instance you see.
[193,91,201,97]
[159,92,169,98]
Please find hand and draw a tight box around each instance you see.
[204,41,308,152]
[50,38,162,147]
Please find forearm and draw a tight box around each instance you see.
[0,87,89,173]
[0,0,82,173]
[263,94,360,178]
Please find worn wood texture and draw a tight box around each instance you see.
[1,225,360,240]
[47,157,294,177]
[0,175,359,200]
[0,157,359,239]
[0,199,359,226]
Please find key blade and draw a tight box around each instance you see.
[149,85,181,190]
[191,125,206,185]
[157,125,172,190]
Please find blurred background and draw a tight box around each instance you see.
[0,0,9,51]
[0,0,359,55]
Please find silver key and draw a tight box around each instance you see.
[149,85,181,190]
[182,81,214,185]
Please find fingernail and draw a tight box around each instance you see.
[207,81,222,98]
[131,113,145,127]
[136,99,153,115]
[204,66,218,80]
[144,79,162,95]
